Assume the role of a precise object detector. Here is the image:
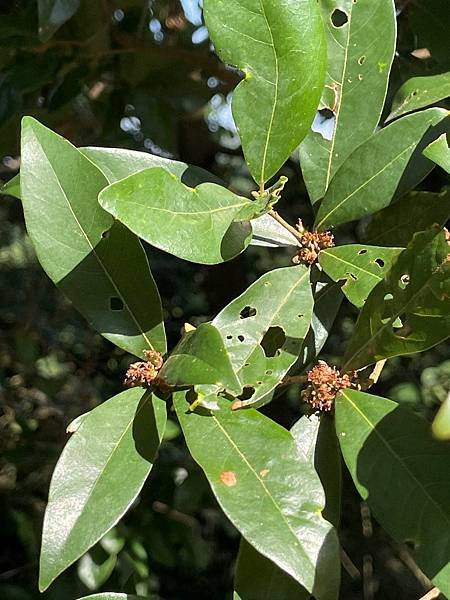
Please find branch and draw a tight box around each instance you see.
[420,588,442,600]
[269,210,303,242]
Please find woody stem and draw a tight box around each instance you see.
[269,210,303,243]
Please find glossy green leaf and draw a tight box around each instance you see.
[174,393,340,600]
[344,228,450,370]
[1,174,20,198]
[364,188,450,247]
[82,146,222,186]
[39,388,167,591]
[234,539,310,600]
[432,392,450,441]
[20,118,166,356]
[424,133,450,174]
[387,72,450,122]
[315,108,448,230]
[78,595,145,600]
[319,245,403,308]
[292,415,341,527]
[204,0,326,184]
[38,0,80,42]
[99,167,257,265]
[212,265,314,407]
[299,271,343,369]
[159,323,242,395]
[336,389,450,595]
[300,0,396,204]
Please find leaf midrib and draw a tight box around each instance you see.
[340,390,450,530]
[344,256,444,368]
[43,392,154,587]
[34,133,154,350]
[212,415,316,578]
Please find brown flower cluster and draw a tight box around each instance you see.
[292,230,334,266]
[124,350,164,388]
[301,360,354,412]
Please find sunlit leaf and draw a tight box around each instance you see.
[20,118,166,356]
[423,133,450,174]
[39,389,167,591]
[336,389,450,595]
[99,167,259,264]
[387,72,450,122]
[315,108,448,230]
[175,393,340,600]
[300,0,396,203]
[212,266,313,407]
[77,595,145,600]
[319,245,403,308]
[292,414,341,527]
[159,323,242,395]
[204,0,326,184]
[344,228,450,370]
[250,213,298,248]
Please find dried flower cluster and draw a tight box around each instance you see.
[292,230,334,266]
[302,360,354,412]
[124,350,164,388]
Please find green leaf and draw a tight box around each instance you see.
[250,213,298,248]
[20,117,166,357]
[315,108,448,230]
[38,0,80,42]
[77,595,145,600]
[299,271,343,369]
[159,323,242,395]
[300,0,396,204]
[319,245,403,308]
[77,552,117,591]
[1,174,20,198]
[204,0,326,184]
[336,389,450,595]
[99,167,257,265]
[212,266,314,407]
[433,392,450,441]
[292,415,341,528]
[39,389,167,591]
[387,72,450,122]
[344,228,450,370]
[174,393,340,600]
[423,133,450,174]
[364,188,450,247]
[234,539,310,600]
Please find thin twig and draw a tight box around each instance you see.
[340,547,361,581]
[419,588,442,600]
[269,210,303,242]
[280,375,308,387]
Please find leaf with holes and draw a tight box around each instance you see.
[423,133,450,174]
[159,323,242,395]
[211,265,313,408]
[336,389,450,595]
[99,167,262,265]
[344,227,450,370]
[315,108,448,230]
[38,0,80,42]
[364,188,450,247]
[20,117,166,357]
[39,389,167,591]
[234,539,311,600]
[319,245,403,308]
[291,415,341,527]
[204,0,326,184]
[300,0,396,204]
[174,393,340,600]
[387,72,450,122]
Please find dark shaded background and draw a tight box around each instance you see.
[0,1,449,598]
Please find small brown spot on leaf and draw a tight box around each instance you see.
[260,468,270,478]
[220,471,237,486]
